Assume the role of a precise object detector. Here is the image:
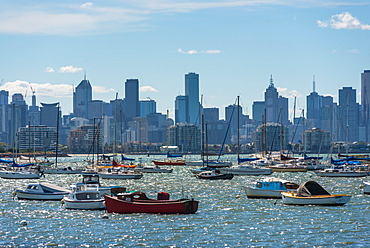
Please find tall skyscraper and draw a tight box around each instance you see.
[361,70,370,142]
[124,79,140,121]
[306,76,322,128]
[175,95,188,124]
[40,102,61,128]
[264,75,279,123]
[338,87,360,142]
[73,75,92,118]
[185,72,201,124]
[140,97,156,117]
[252,101,265,126]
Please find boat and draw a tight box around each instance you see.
[195,170,234,180]
[281,181,351,206]
[218,164,273,176]
[0,167,43,179]
[14,182,71,200]
[98,168,143,179]
[242,177,299,199]
[363,181,370,194]
[268,163,308,172]
[152,159,186,166]
[295,159,326,170]
[77,173,127,196]
[315,167,369,177]
[134,165,173,173]
[63,183,106,210]
[104,191,198,214]
[185,160,232,167]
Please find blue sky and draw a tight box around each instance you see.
[1,0,370,119]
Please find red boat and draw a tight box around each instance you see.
[103,191,199,214]
[152,159,186,166]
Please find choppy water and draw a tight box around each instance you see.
[1,155,370,247]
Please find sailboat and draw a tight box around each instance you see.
[218,96,273,176]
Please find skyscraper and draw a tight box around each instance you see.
[185,72,200,124]
[40,102,61,128]
[361,70,370,142]
[124,79,140,121]
[73,75,92,118]
[140,97,156,117]
[338,87,359,142]
[306,76,322,128]
[264,75,288,124]
[175,95,188,124]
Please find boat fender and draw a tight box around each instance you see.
[102,214,109,219]
[256,182,262,188]
[20,220,27,226]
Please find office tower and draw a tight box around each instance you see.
[168,123,201,153]
[28,91,40,126]
[264,75,279,123]
[73,75,92,118]
[306,76,322,128]
[225,103,243,137]
[124,79,140,121]
[175,95,188,124]
[361,70,370,142]
[203,108,219,123]
[252,101,265,126]
[338,87,360,142]
[40,102,61,128]
[140,97,156,117]
[0,90,8,105]
[185,72,201,124]
[87,100,109,120]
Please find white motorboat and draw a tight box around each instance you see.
[195,170,234,180]
[218,164,273,176]
[243,177,299,199]
[14,182,71,200]
[63,183,105,210]
[295,159,327,170]
[0,169,43,179]
[315,167,369,177]
[78,173,126,196]
[281,181,351,206]
[363,181,370,194]
[98,168,143,179]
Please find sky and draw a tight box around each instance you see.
[1,0,370,120]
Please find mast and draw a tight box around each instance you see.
[237,95,240,164]
[55,102,60,167]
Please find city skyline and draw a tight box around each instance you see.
[1,1,370,119]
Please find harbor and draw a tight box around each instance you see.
[1,155,370,247]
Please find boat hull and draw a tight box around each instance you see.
[268,167,307,172]
[63,198,105,210]
[43,168,83,174]
[0,171,42,179]
[152,160,186,166]
[281,192,351,206]
[196,174,234,180]
[15,191,67,201]
[363,181,370,194]
[243,186,286,199]
[104,195,198,214]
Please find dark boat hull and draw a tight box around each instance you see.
[104,195,198,214]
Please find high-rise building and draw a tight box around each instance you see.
[306,76,322,128]
[264,75,279,123]
[140,97,156,117]
[124,79,140,121]
[203,108,219,123]
[185,72,201,124]
[175,95,188,124]
[338,87,360,142]
[73,75,92,118]
[252,101,265,126]
[0,90,8,105]
[361,70,370,142]
[40,102,61,128]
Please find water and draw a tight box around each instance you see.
[1,155,370,247]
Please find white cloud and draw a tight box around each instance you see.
[1,80,73,98]
[317,12,370,30]
[277,87,303,98]
[59,66,84,73]
[348,49,359,53]
[177,48,221,54]
[45,67,55,73]
[81,2,94,9]
[92,85,116,94]
[140,86,158,92]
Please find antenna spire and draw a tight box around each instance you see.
[269,74,274,87]
[313,75,316,93]
[84,70,86,80]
